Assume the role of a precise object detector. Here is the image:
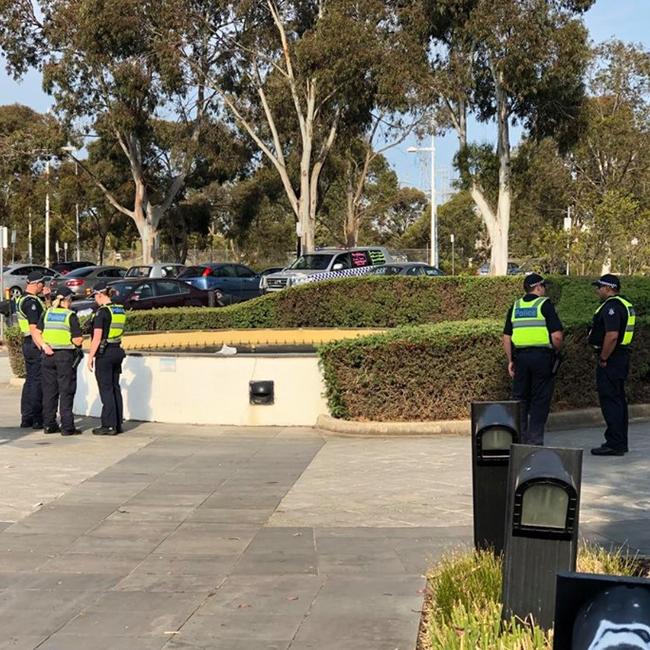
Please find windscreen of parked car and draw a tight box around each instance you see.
[106,282,138,300]
[65,267,96,278]
[126,266,152,277]
[374,265,403,275]
[179,266,209,277]
[160,265,182,278]
[287,254,334,271]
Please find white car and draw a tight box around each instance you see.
[125,263,186,279]
[262,247,393,292]
[1,264,60,300]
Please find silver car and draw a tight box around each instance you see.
[262,247,393,292]
[1,264,60,300]
[49,265,126,298]
[125,263,185,279]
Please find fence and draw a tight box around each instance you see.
[16,248,433,270]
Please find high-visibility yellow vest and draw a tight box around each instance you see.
[17,295,45,336]
[594,296,635,346]
[511,297,552,348]
[42,307,75,350]
[100,304,126,343]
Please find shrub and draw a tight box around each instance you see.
[6,275,650,384]
[419,544,642,650]
[124,274,650,332]
[318,318,650,421]
[5,326,24,378]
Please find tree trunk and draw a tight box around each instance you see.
[490,69,511,276]
[344,181,358,247]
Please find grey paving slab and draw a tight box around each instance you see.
[38,635,169,650]
[288,575,425,650]
[38,551,147,575]
[153,523,258,556]
[55,606,193,638]
[164,638,290,650]
[0,371,648,650]
[114,571,226,594]
[0,636,48,650]
[131,553,241,577]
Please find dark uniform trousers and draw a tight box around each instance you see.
[512,348,555,446]
[96,344,125,429]
[21,338,43,425]
[42,350,76,431]
[596,350,629,452]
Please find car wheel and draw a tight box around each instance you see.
[9,286,22,300]
[214,289,226,306]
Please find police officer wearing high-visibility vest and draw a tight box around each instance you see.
[17,271,51,429]
[502,273,563,445]
[588,274,635,456]
[32,287,83,435]
[87,281,126,435]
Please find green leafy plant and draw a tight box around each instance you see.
[420,544,643,650]
[319,318,650,421]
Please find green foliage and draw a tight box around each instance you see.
[319,316,650,421]
[421,544,641,650]
[4,326,24,378]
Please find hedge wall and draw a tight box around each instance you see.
[118,275,650,332]
[318,318,650,421]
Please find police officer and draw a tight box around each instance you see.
[87,281,126,435]
[503,273,564,445]
[32,287,83,435]
[588,274,635,456]
[17,271,50,429]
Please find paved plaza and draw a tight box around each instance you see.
[0,352,648,649]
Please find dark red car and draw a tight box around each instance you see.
[70,278,219,313]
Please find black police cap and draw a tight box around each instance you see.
[27,271,47,284]
[523,273,548,290]
[591,274,620,290]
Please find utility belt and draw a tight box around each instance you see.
[592,345,628,356]
[514,346,555,355]
[98,340,121,356]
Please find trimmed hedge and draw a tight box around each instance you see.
[318,318,650,421]
[125,274,650,331]
[5,326,24,378]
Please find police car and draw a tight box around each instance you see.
[261,247,393,292]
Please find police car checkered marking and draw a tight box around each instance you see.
[302,266,375,284]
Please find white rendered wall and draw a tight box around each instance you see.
[74,353,328,426]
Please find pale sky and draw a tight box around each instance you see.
[1,0,648,198]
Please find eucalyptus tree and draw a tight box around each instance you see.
[179,0,415,252]
[0,0,232,262]
[398,0,593,274]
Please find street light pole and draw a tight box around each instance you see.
[61,145,81,262]
[430,131,437,268]
[75,162,80,262]
[407,126,437,267]
[45,160,51,268]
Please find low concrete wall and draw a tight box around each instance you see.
[317,404,650,436]
[74,352,328,427]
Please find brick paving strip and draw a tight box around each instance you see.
[0,352,648,649]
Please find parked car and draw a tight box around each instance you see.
[258,266,285,289]
[476,262,523,276]
[51,261,95,275]
[50,265,126,298]
[262,247,393,292]
[178,263,261,303]
[71,278,217,314]
[369,262,444,277]
[1,264,60,300]
[125,263,185,279]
